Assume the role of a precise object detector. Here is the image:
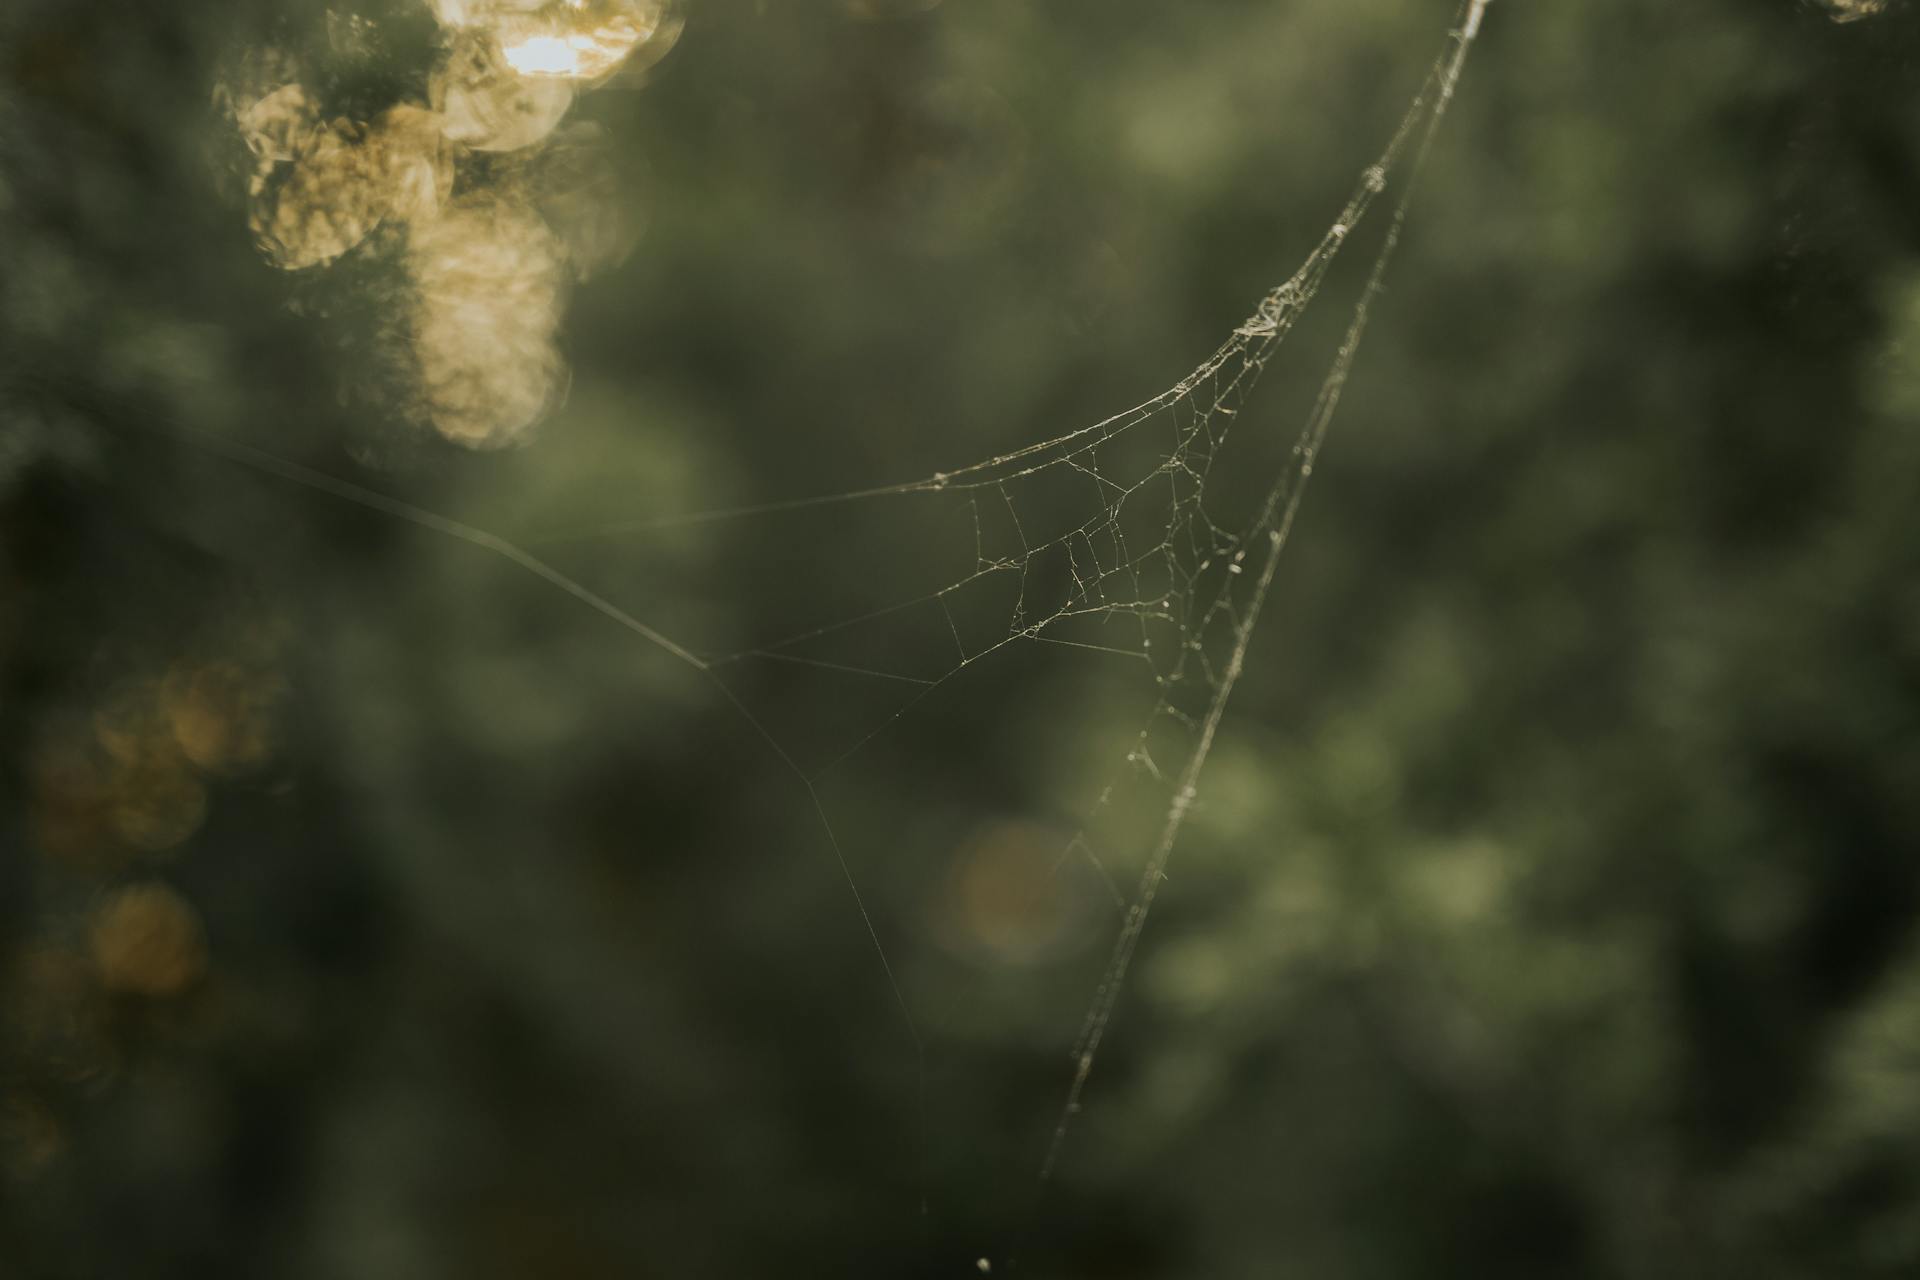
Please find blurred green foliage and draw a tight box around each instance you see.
[5,0,1920,1276]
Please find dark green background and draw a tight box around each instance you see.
[5,0,1920,1275]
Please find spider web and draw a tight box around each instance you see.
[186,0,1492,1261]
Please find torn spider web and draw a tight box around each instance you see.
[187,0,1494,1259]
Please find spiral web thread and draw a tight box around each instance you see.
[189,0,1493,1240]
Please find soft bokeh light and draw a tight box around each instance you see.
[405,193,570,446]
[432,30,575,153]
[161,659,284,774]
[5,948,114,1090]
[1814,0,1894,19]
[216,0,676,447]
[248,109,449,270]
[88,885,209,999]
[0,1092,64,1182]
[437,0,680,82]
[936,821,1100,966]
